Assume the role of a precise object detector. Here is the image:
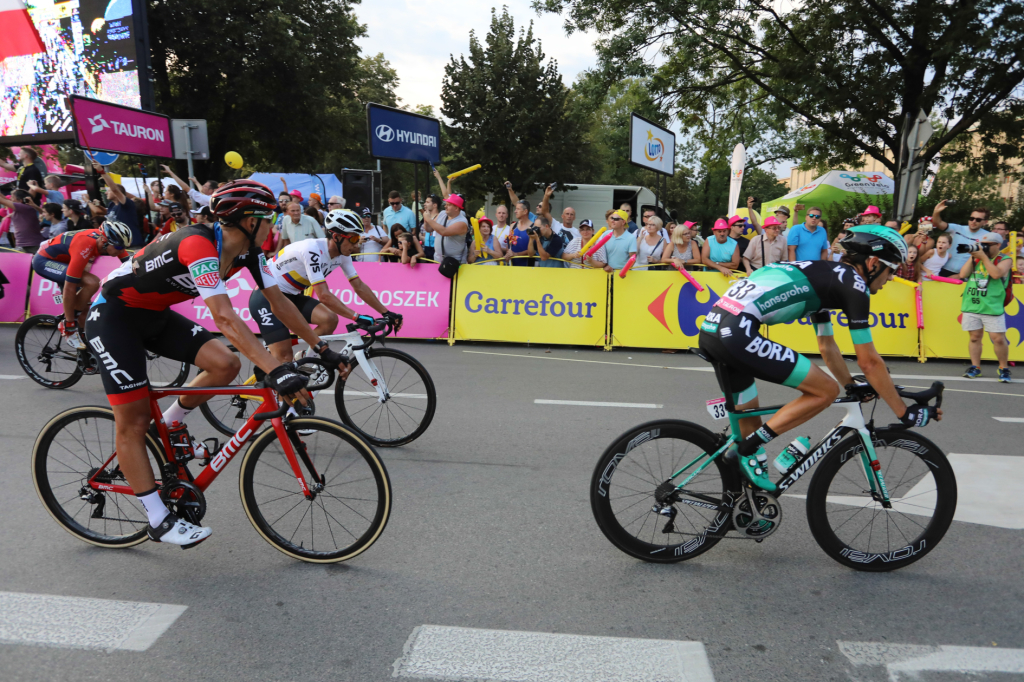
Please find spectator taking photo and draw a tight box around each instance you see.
[958,233,1012,382]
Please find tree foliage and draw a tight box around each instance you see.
[147,0,399,179]
[440,7,588,202]
[536,0,1024,175]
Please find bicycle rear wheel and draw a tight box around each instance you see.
[591,419,740,563]
[146,351,190,388]
[200,344,263,436]
[32,407,167,547]
[239,417,391,563]
[16,315,83,389]
[806,429,957,572]
[333,347,436,447]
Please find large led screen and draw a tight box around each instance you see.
[1,0,147,144]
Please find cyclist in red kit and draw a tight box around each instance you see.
[84,180,345,548]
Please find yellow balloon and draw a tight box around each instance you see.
[224,151,243,169]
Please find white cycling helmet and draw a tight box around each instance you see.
[324,209,363,236]
[102,220,132,249]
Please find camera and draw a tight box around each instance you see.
[956,242,983,254]
[549,182,558,191]
[945,199,957,206]
[527,227,539,236]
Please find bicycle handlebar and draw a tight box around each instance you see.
[253,357,335,421]
[344,317,389,351]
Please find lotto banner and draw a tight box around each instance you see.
[612,269,917,356]
[920,280,1024,361]
[0,251,32,323]
[454,265,608,345]
[176,261,452,339]
[28,256,122,316]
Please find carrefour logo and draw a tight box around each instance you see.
[840,173,884,183]
[375,123,437,148]
[644,130,665,162]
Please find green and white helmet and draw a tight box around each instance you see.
[839,225,909,270]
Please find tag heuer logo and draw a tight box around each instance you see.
[189,259,220,288]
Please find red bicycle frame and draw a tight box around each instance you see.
[86,385,317,498]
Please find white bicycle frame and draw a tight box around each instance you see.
[313,331,390,404]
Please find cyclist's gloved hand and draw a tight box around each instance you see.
[900,404,934,427]
[266,363,309,396]
[314,341,346,370]
[384,310,404,333]
[353,314,375,328]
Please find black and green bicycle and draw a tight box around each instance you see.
[591,349,956,572]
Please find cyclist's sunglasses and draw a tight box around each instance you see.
[335,233,361,244]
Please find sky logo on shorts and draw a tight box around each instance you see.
[189,259,220,288]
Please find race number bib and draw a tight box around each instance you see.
[706,398,727,420]
[715,279,765,316]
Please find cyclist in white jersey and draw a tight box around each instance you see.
[249,209,403,365]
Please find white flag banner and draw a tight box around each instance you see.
[727,143,746,215]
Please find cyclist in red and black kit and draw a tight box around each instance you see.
[33,220,132,350]
[85,180,345,548]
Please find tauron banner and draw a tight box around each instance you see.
[71,95,172,158]
[367,103,441,164]
[629,113,675,177]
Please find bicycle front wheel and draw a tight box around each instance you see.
[806,429,957,572]
[591,420,740,563]
[33,407,167,547]
[16,315,83,389]
[146,351,190,388]
[334,347,436,447]
[238,417,391,563]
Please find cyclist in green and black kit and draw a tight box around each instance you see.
[698,225,942,491]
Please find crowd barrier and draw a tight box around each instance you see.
[2,249,1020,361]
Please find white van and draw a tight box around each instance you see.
[484,184,660,229]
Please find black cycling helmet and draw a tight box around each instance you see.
[839,225,909,284]
[324,209,363,236]
[209,180,276,244]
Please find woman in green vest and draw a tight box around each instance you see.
[958,233,1013,382]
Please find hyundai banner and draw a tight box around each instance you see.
[71,96,173,158]
[367,103,441,164]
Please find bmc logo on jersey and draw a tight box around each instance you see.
[189,259,220,289]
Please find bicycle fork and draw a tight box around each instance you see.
[351,349,389,403]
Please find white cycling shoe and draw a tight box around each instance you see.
[147,514,212,549]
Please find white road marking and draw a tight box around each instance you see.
[0,591,186,652]
[0,375,25,380]
[319,390,427,398]
[535,399,663,409]
[787,454,1024,530]
[993,416,1024,423]
[393,625,715,682]
[464,350,714,373]
[839,641,1024,679]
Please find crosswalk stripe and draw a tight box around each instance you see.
[535,399,663,408]
[0,375,25,380]
[319,390,427,398]
[993,416,1024,423]
[393,625,714,682]
[0,591,186,651]
[839,641,1024,676]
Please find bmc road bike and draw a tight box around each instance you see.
[200,319,436,448]
[15,298,189,389]
[590,348,956,572]
[32,358,391,563]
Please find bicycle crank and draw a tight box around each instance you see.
[160,480,207,525]
[732,487,782,540]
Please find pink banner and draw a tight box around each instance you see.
[28,256,122,316]
[71,96,173,158]
[171,269,261,333]
[318,262,451,338]
[0,251,32,323]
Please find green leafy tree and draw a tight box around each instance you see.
[537,0,1024,176]
[440,7,588,202]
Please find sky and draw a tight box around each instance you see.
[355,0,600,112]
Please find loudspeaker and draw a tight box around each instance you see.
[341,169,381,215]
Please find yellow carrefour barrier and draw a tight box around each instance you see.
[921,280,1024,360]
[453,265,609,346]
[612,270,735,349]
[612,269,916,356]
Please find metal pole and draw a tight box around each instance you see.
[414,163,419,218]
[184,123,196,180]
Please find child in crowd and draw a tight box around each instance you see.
[895,245,920,281]
[919,233,952,280]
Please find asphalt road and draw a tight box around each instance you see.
[0,327,1021,682]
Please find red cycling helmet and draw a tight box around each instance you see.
[209,180,277,225]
